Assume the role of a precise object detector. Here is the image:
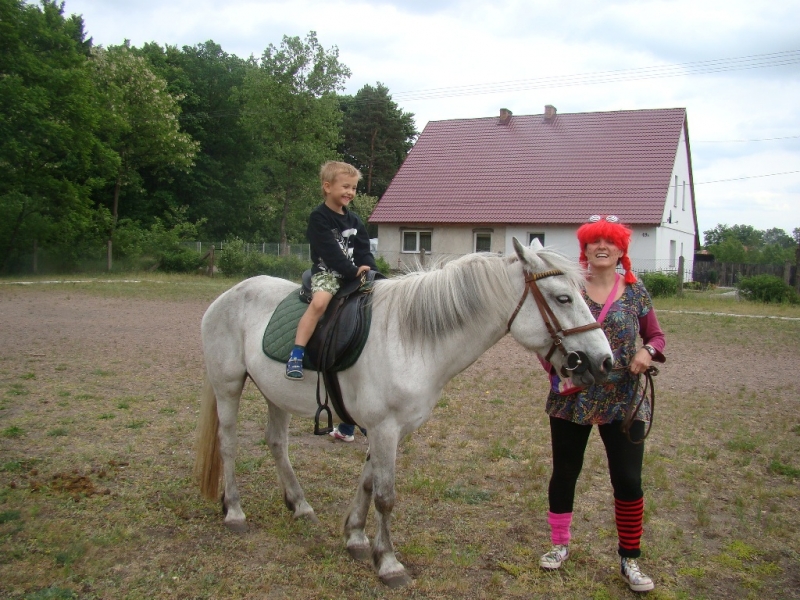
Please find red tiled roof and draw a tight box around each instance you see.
[370,108,687,225]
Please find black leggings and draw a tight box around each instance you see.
[548,416,645,513]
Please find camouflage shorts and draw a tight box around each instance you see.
[310,271,340,295]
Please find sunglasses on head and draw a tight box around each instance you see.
[588,215,619,223]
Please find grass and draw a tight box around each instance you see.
[0,277,798,599]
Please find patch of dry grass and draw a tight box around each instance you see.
[0,280,799,599]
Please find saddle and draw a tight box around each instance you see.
[262,269,385,434]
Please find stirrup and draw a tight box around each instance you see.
[285,356,304,380]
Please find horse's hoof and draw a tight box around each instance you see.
[224,520,248,533]
[380,571,412,589]
[346,544,371,562]
[296,511,320,525]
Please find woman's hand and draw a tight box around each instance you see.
[356,265,371,277]
[629,348,652,375]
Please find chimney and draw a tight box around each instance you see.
[544,105,557,121]
[499,108,513,125]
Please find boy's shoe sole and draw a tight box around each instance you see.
[285,357,304,380]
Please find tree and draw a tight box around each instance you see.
[90,43,199,269]
[133,41,255,240]
[704,224,797,265]
[703,224,762,248]
[238,32,350,249]
[339,83,418,197]
[0,0,113,271]
[348,193,380,238]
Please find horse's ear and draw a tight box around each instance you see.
[513,236,546,271]
[529,237,544,251]
[512,237,528,261]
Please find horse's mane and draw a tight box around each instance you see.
[373,247,584,347]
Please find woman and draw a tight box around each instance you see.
[539,215,666,593]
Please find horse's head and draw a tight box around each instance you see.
[509,237,613,388]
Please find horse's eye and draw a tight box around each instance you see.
[556,295,571,304]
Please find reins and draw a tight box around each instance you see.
[507,269,601,363]
[507,266,658,444]
[620,365,658,444]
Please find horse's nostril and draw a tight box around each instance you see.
[602,357,613,374]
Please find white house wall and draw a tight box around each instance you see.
[655,125,697,273]
[377,223,683,275]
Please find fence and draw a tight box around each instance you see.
[181,241,311,262]
[691,260,796,287]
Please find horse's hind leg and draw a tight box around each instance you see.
[343,450,374,561]
[265,402,317,522]
[215,375,248,532]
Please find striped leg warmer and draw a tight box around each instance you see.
[614,497,644,557]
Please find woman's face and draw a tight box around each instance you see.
[585,237,623,268]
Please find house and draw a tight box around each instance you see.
[369,106,698,274]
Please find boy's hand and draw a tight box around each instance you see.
[356,265,371,277]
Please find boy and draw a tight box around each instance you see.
[285,161,377,381]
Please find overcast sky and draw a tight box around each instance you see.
[60,0,800,242]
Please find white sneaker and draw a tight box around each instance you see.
[620,557,654,592]
[539,544,569,569]
[329,427,354,443]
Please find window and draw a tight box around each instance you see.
[528,232,545,246]
[682,181,686,211]
[474,232,492,253]
[402,230,431,253]
[674,175,678,207]
[669,240,677,269]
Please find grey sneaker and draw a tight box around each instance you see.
[620,557,654,592]
[539,544,569,570]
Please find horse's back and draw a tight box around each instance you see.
[202,275,298,341]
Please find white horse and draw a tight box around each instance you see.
[195,238,612,587]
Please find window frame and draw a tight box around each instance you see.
[401,230,432,253]
[528,232,545,246]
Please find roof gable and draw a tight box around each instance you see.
[370,107,688,225]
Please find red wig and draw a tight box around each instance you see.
[576,217,637,283]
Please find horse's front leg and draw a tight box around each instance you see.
[368,428,412,588]
[265,402,317,522]
[343,448,374,561]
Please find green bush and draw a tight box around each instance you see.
[736,274,799,304]
[375,255,392,275]
[242,253,309,280]
[158,247,204,273]
[639,272,679,297]
[217,238,246,276]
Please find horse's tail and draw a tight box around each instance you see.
[194,373,222,500]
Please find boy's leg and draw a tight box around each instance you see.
[286,284,338,381]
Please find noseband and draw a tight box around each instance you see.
[506,269,601,365]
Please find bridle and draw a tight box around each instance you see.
[506,269,601,371]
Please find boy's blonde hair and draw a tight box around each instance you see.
[320,161,361,195]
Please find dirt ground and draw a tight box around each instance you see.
[2,285,792,409]
[1,283,799,599]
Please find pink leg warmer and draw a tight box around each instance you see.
[547,511,573,546]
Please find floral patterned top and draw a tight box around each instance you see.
[546,280,661,425]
